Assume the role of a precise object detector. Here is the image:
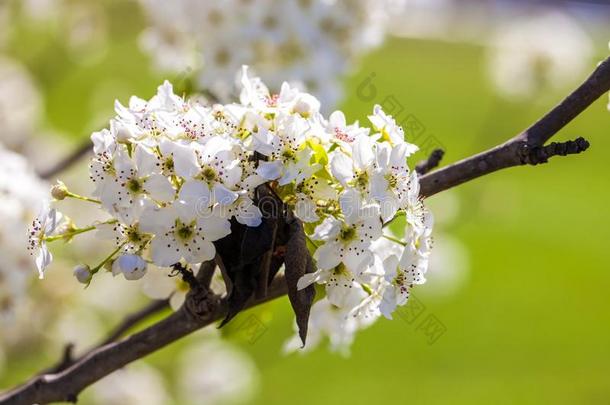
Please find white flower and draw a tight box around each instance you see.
[27,200,64,278]
[369,104,419,151]
[174,137,241,206]
[403,170,430,232]
[112,254,148,281]
[284,298,377,356]
[214,193,262,228]
[254,113,316,185]
[399,223,433,284]
[330,134,376,193]
[310,191,382,272]
[96,199,154,253]
[0,145,47,321]
[371,141,414,222]
[293,176,336,223]
[140,196,230,267]
[326,110,370,146]
[95,144,175,218]
[378,254,410,319]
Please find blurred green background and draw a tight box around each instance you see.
[2,1,610,404]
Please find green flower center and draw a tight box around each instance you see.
[281,148,296,161]
[385,173,398,189]
[354,170,369,189]
[126,226,145,244]
[163,157,174,172]
[339,225,356,242]
[393,270,406,286]
[175,220,195,241]
[197,166,218,183]
[127,178,143,193]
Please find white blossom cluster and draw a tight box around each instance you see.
[486,10,593,100]
[139,0,389,107]
[0,57,42,151]
[30,66,433,351]
[0,145,48,322]
[89,338,258,405]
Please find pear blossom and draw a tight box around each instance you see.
[326,110,370,147]
[139,197,230,267]
[27,200,65,278]
[94,144,175,217]
[284,298,377,356]
[96,216,152,255]
[378,254,412,319]
[369,104,419,152]
[310,190,382,271]
[330,135,376,193]
[293,176,336,223]
[35,67,434,353]
[174,137,242,206]
[141,265,194,310]
[254,114,316,185]
[371,142,416,222]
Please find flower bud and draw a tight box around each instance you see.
[112,254,147,281]
[51,181,69,200]
[73,264,92,284]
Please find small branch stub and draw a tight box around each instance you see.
[416,149,445,175]
[522,137,590,165]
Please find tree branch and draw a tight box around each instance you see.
[0,276,288,405]
[3,56,609,404]
[39,140,93,180]
[419,55,610,198]
[100,299,169,346]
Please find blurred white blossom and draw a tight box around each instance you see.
[90,363,171,405]
[138,0,391,108]
[422,191,469,299]
[487,10,594,100]
[0,145,47,322]
[0,57,42,150]
[178,340,259,405]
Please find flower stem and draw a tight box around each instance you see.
[45,226,96,242]
[66,191,101,204]
[91,244,125,274]
[382,234,407,247]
